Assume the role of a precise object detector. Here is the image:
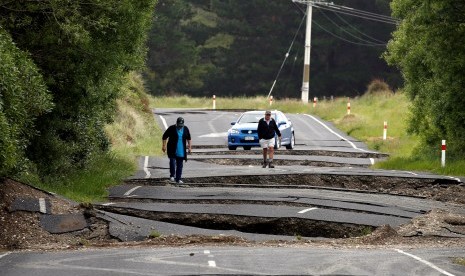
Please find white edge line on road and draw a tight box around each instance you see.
[447,176,462,182]
[39,198,46,213]
[304,114,370,153]
[143,156,151,178]
[0,252,11,259]
[101,203,115,206]
[298,207,318,214]
[159,115,168,130]
[394,249,456,276]
[208,260,216,267]
[124,186,141,196]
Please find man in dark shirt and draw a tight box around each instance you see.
[257,110,281,168]
[162,117,192,183]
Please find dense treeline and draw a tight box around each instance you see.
[145,0,401,98]
[0,0,157,178]
[385,0,465,156]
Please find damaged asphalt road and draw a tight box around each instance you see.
[93,109,465,242]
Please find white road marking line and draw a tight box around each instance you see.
[39,198,46,213]
[143,156,151,178]
[298,207,318,214]
[0,252,11,259]
[304,114,370,153]
[447,176,461,182]
[159,115,168,130]
[198,132,228,138]
[204,250,210,254]
[124,186,141,196]
[395,249,456,276]
[405,171,418,176]
[208,260,216,267]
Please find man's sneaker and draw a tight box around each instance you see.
[176,180,184,184]
[268,161,275,168]
[169,177,175,182]
[262,162,267,168]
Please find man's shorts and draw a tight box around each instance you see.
[259,138,275,148]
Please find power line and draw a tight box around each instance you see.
[318,9,387,46]
[267,11,307,98]
[312,20,386,47]
[313,3,399,25]
[332,11,387,44]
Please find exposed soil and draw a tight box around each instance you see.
[2,177,465,251]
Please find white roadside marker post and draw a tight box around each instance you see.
[347,98,351,115]
[313,97,317,108]
[383,121,387,140]
[269,95,273,106]
[212,95,216,110]
[441,140,446,167]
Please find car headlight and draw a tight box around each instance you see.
[229,129,240,134]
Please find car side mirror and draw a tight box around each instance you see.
[231,122,236,125]
[279,121,286,126]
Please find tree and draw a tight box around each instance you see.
[145,0,401,98]
[0,0,157,176]
[0,28,53,176]
[384,0,465,155]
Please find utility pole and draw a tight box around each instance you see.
[292,0,325,104]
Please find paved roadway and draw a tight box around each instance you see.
[2,247,464,275]
[3,108,464,275]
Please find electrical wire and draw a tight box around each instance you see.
[332,11,387,44]
[319,9,387,46]
[267,11,307,98]
[313,3,399,25]
[312,19,386,47]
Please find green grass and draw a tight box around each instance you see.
[39,153,135,203]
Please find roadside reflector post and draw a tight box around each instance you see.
[347,98,351,115]
[383,121,387,140]
[313,97,317,108]
[269,95,273,106]
[441,140,446,167]
[213,95,216,110]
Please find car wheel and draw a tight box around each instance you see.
[286,133,295,149]
[243,146,251,150]
[228,146,237,150]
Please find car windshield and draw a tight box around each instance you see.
[238,113,275,124]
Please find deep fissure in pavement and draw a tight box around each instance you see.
[192,158,366,167]
[127,174,458,199]
[191,149,388,159]
[98,206,374,238]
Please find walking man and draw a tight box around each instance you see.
[257,110,281,168]
[162,117,192,183]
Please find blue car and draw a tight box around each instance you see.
[227,110,295,150]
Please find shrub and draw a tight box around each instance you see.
[366,79,393,95]
[0,29,53,176]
